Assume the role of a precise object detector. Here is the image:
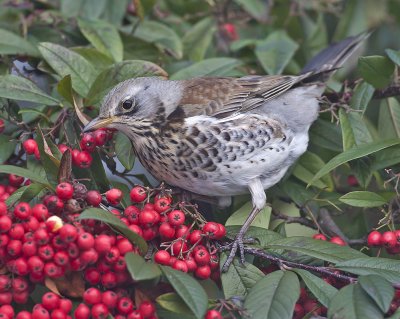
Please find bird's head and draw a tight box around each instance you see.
[83,77,182,138]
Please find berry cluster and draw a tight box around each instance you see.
[367,230,400,254]
[312,233,347,246]
[22,128,114,169]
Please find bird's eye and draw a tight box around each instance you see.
[122,99,136,111]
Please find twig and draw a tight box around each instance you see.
[272,209,317,229]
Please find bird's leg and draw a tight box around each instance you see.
[221,178,266,272]
[221,205,261,272]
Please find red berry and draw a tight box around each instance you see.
[76,151,92,168]
[16,311,32,319]
[12,276,29,292]
[367,230,382,247]
[94,129,107,146]
[102,290,118,309]
[7,239,22,257]
[0,305,14,319]
[116,238,133,255]
[91,303,109,319]
[32,307,50,319]
[32,204,49,221]
[59,224,78,243]
[84,267,101,285]
[45,195,64,213]
[83,287,102,305]
[205,310,223,319]
[9,174,24,187]
[105,188,123,205]
[42,292,60,310]
[77,232,94,250]
[0,292,12,305]
[202,222,220,239]
[194,248,210,266]
[27,255,44,273]
[173,259,188,272]
[0,202,7,216]
[382,231,397,248]
[313,234,327,241]
[195,265,211,279]
[347,175,359,187]
[9,223,25,239]
[124,205,140,224]
[159,222,175,240]
[54,250,69,266]
[34,228,50,245]
[138,301,155,318]
[44,262,62,278]
[215,223,226,239]
[55,182,74,200]
[130,186,147,203]
[330,236,346,246]
[139,210,156,226]
[168,210,185,227]
[0,216,11,233]
[86,190,102,206]
[58,144,70,154]
[74,304,90,319]
[38,244,54,260]
[154,250,171,265]
[293,303,305,319]
[80,133,96,152]
[154,197,170,213]
[171,240,188,256]
[59,298,72,314]
[94,234,112,255]
[117,297,134,314]
[50,309,66,319]
[14,202,31,220]
[23,139,38,155]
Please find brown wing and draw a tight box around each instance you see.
[177,73,311,119]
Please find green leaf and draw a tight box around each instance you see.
[38,42,97,97]
[86,60,168,105]
[5,186,28,207]
[79,208,148,254]
[339,109,356,150]
[161,266,208,319]
[336,258,400,284]
[388,309,400,319]
[292,151,334,189]
[134,20,183,59]
[293,269,337,307]
[20,183,47,203]
[386,48,400,66]
[0,165,50,188]
[244,271,300,319]
[170,58,242,80]
[182,17,216,61]
[225,201,270,229]
[0,135,17,165]
[115,133,135,171]
[339,191,387,207]
[89,151,110,193]
[0,75,59,105]
[57,75,74,105]
[35,127,59,187]
[308,139,400,186]
[255,30,299,75]
[77,18,123,62]
[327,284,383,319]
[339,109,373,151]
[60,0,107,19]
[125,252,161,282]
[350,82,375,114]
[72,47,114,70]
[265,237,366,263]
[359,275,394,313]
[220,253,264,299]
[358,56,394,89]
[309,118,343,152]
[0,28,40,57]
[156,293,194,316]
[379,98,400,139]
[234,0,269,22]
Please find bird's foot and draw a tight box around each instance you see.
[219,235,256,272]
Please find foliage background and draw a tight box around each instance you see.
[2,0,400,318]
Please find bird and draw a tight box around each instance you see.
[83,32,369,271]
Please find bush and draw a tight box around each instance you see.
[0,0,400,318]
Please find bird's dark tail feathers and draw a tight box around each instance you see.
[300,31,371,80]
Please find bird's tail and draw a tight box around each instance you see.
[300,31,371,79]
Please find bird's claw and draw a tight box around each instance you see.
[220,235,247,272]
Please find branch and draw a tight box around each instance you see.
[272,209,317,229]
[373,85,400,99]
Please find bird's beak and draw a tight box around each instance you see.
[83,116,116,132]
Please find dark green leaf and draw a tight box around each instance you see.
[125,252,161,282]
[38,42,96,97]
[255,30,299,75]
[225,201,270,229]
[350,82,374,113]
[0,135,17,165]
[156,293,194,315]
[0,28,40,57]
[339,191,387,207]
[378,98,400,139]
[309,118,343,152]
[72,48,114,70]
[220,253,264,299]
[358,56,394,89]
[293,269,337,307]
[77,18,123,62]
[6,186,28,206]
[115,133,135,171]
[19,183,47,203]
[308,139,400,186]
[79,208,148,254]
[134,20,183,59]
[327,284,383,319]
[339,109,373,151]
[265,237,366,263]
[182,17,216,61]
[0,165,51,189]
[0,75,59,105]
[170,58,242,80]
[60,0,107,19]
[86,60,168,105]
[386,49,400,66]
[161,266,208,319]
[336,258,400,284]
[359,275,394,313]
[234,0,269,22]
[244,271,300,319]
[89,151,110,193]
[57,75,74,105]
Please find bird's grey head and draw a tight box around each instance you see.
[83,77,182,136]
